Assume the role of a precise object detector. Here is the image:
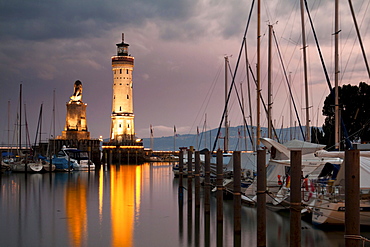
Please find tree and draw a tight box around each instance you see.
[322,82,370,150]
[311,127,325,144]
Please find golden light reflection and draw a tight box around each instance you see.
[99,167,104,222]
[135,165,142,219]
[66,176,87,247]
[110,165,142,247]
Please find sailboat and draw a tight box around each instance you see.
[1,101,12,173]
[311,153,370,225]
[261,138,342,212]
[33,103,55,172]
[9,159,43,173]
[7,84,43,173]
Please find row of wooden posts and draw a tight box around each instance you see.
[103,150,139,166]
[177,148,362,247]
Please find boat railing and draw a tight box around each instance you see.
[315,181,345,202]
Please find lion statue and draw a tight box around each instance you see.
[70,80,83,102]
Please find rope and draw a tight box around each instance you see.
[256,190,268,195]
[344,234,370,247]
[240,190,257,204]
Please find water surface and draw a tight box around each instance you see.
[0,163,367,246]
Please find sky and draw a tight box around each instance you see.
[0,0,369,147]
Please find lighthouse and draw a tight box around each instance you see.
[110,33,135,143]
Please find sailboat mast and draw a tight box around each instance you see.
[196,126,199,150]
[150,125,153,150]
[7,101,10,156]
[240,82,248,150]
[34,104,43,150]
[53,89,56,155]
[334,0,340,150]
[224,56,229,152]
[300,0,310,142]
[39,103,43,146]
[174,125,176,152]
[256,0,261,148]
[205,116,207,150]
[244,39,255,151]
[267,25,273,139]
[289,72,293,140]
[19,84,22,153]
[24,104,30,150]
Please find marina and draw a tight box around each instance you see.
[1,162,370,246]
[0,1,370,246]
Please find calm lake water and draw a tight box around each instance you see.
[0,162,369,246]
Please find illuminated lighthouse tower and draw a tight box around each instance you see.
[110,33,135,143]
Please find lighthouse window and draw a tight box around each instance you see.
[120,69,122,74]
[119,106,121,111]
[119,124,121,128]
[127,95,129,99]
[128,124,130,128]
[126,69,129,74]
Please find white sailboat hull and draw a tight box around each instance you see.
[312,200,370,225]
[8,161,43,172]
[73,160,95,171]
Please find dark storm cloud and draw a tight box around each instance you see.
[0,0,202,41]
[0,0,254,44]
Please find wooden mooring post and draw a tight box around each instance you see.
[216,149,223,223]
[187,148,193,246]
[290,150,302,247]
[233,151,241,246]
[194,151,201,247]
[109,150,113,166]
[257,149,266,247]
[88,146,91,172]
[178,150,184,243]
[195,151,201,208]
[187,149,193,204]
[204,150,211,214]
[178,150,184,201]
[204,150,211,247]
[345,149,360,247]
[216,149,223,246]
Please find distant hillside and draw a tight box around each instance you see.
[143,125,312,151]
